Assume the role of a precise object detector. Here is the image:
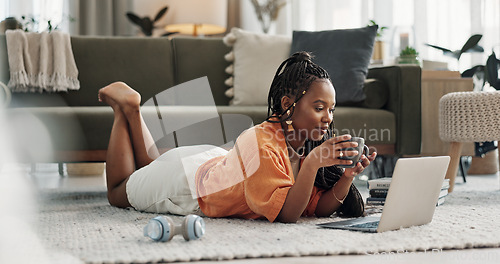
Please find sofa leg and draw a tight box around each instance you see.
[58,163,64,177]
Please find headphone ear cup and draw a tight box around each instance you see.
[144,216,175,242]
[181,215,205,241]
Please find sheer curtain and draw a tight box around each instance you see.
[64,0,133,36]
[0,0,134,36]
[0,0,64,32]
[285,0,500,72]
[0,0,8,20]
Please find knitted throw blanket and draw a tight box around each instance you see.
[5,29,80,92]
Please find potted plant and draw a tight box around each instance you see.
[462,49,500,172]
[368,20,388,63]
[398,46,420,65]
[126,6,177,37]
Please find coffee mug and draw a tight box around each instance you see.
[337,137,370,168]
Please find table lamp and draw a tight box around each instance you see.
[164,0,227,36]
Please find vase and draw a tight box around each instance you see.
[0,17,22,33]
[372,41,385,62]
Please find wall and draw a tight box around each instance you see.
[130,0,274,35]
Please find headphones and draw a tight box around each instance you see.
[143,214,205,242]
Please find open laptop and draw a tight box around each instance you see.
[317,156,450,233]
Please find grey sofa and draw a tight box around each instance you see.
[0,35,421,164]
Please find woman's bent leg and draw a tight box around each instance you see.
[105,109,134,208]
[99,82,160,208]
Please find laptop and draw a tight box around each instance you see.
[317,156,450,233]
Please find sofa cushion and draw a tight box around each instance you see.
[172,37,232,106]
[223,27,291,106]
[63,37,176,107]
[290,26,377,105]
[333,107,396,145]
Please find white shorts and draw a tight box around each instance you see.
[126,145,228,215]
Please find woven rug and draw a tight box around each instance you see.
[33,184,500,264]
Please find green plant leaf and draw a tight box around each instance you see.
[126,12,142,27]
[485,52,500,89]
[460,34,482,56]
[400,46,418,56]
[154,6,168,22]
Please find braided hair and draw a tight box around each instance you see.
[266,51,330,119]
[265,51,364,217]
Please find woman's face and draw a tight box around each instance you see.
[287,79,336,142]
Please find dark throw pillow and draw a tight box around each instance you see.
[290,26,378,105]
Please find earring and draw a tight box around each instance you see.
[285,109,294,131]
[143,215,205,242]
[286,119,294,132]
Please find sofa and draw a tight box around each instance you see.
[0,34,421,165]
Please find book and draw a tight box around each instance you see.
[441,179,450,191]
[367,178,449,206]
[438,189,448,199]
[369,188,389,198]
[367,177,392,190]
[436,196,446,206]
[366,197,385,205]
[368,177,450,191]
[369,187,447,199]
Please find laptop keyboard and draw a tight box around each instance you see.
[350,221,379,229]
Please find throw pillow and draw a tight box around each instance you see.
[290,26,378,105]
[223,27,291,106]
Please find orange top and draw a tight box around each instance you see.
[195,121,325,222]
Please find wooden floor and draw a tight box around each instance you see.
[30,163,500,264]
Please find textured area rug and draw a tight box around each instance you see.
[35,186,500,264]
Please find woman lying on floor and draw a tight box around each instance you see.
[98,51,377,223]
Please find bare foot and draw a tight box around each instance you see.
[98,88,120,111]
[98,82,141,112]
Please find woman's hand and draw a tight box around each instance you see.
[344,151,377,178]
[305,134,359,170]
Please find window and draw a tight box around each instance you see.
[287,0,500,72]
[0,0,64,32]
[0,0,9,20]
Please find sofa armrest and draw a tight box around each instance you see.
[367,65,422,155]
[0,35,9,84]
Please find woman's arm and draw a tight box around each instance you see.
[315,175,353,217]
[276,135,357,223]
[315,152,377,217]
[275,157,319,223]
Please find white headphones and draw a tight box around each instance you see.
[143,215,205,242]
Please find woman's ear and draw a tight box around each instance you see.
[280,96,294,113]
